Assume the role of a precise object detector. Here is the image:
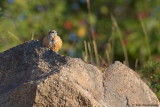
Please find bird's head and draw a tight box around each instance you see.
[48,30,57,37]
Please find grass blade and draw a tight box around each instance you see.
[140,18,151,60]
[8,31,22,43]
[111,14,129,66]
[92,40,100,65]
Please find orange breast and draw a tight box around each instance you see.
[51,35,62,52]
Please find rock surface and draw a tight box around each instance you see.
[104,62,160,107]
[0,40,159,107]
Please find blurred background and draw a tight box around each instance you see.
[0,0,159,99]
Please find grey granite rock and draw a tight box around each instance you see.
[0,40,159,107]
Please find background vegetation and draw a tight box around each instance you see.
[0,0,159,100]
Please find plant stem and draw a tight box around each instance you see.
[140,18,151,60]
[86,0,95,40]
[111,15,129,66]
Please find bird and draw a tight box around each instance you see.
[43,30,62,52]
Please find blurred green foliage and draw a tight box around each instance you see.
[141,61,160,100]
[0,0,160,60]
[0,0,160,100]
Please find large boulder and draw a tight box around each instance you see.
[0,40,159,107]
[103,62,160,107]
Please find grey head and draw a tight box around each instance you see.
[48,30,57,37]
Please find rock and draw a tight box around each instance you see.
[0,40,103,107]
[103,61,160,107]
[0,40,159,107]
